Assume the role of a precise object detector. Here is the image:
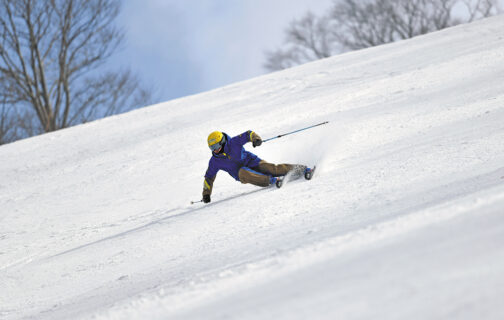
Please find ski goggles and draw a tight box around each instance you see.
[209,139,225,152]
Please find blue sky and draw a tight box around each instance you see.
[114,1,333,103]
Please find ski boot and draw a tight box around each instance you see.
[270,176,284,188]
[304,166,316,180]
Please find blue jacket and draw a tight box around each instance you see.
[205,131,261,181]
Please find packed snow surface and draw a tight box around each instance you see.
[1,16,504,320]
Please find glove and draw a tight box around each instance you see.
[252,137,262,148]
[203,194,211,203]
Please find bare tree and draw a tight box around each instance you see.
[0,0,152,144]
[265,0,502,71]
[0,72,24,143]
[264,12,341,71]
[330,0,502,50]
[0,97,16,144]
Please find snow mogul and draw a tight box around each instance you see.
[202,130,313,203]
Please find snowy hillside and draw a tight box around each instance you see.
[2,15,504,320]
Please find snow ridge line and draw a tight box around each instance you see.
[39,189,265,263]
[34,205,184,263]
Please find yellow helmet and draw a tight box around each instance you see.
[207,131,226,152]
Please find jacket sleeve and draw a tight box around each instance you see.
[235,130,261,146]
[203,175,216,196]
[203,160,218,196]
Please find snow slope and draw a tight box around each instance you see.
[1,16,504,320]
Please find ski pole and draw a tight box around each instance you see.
[190,199,203,205]
[263,121,329,143]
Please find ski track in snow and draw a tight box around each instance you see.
[1,16,504,320]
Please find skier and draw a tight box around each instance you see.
[202,130,311,203]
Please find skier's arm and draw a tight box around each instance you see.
[202,162,218,203]
[202,175,216,203]
[236,130,262,147]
